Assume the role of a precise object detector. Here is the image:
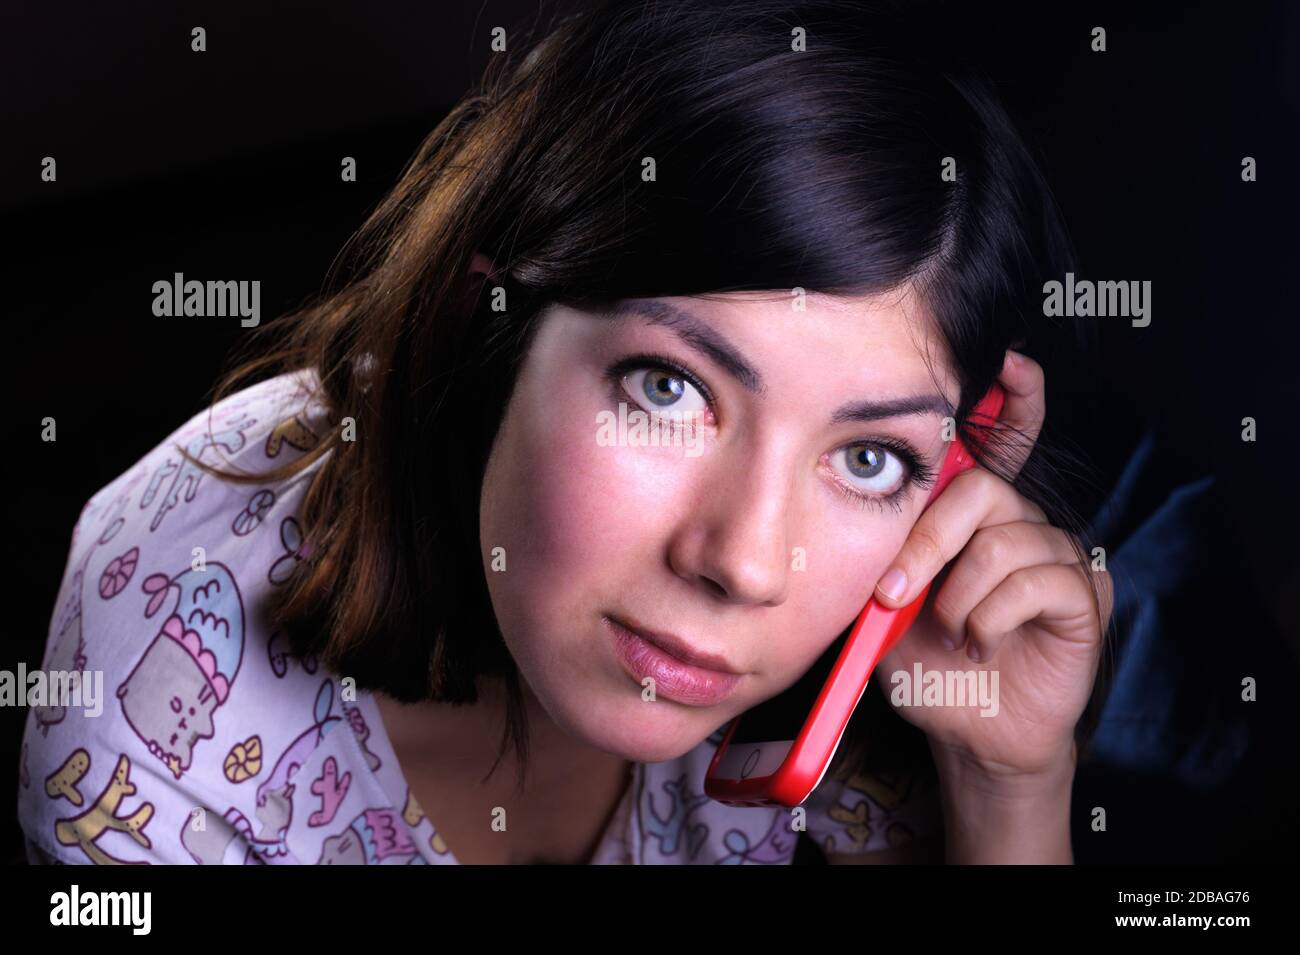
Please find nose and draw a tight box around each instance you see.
[667,443,793,606]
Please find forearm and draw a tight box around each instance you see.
[932,743,1077,864]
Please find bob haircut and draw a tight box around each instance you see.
[191,0,1112,788]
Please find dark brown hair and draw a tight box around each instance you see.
[185,0,1115,790]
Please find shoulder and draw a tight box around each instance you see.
[68,367,330,559]
[18,369,346,864]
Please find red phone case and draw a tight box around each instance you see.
[704,382,1007,808]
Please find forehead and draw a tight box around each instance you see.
[651,284,956,406]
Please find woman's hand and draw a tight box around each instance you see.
[872,350,1112,791]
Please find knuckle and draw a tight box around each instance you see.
[966,466,1003,499]
[1012,566,1045,603]
[976,465,1022,509]
[908,521,947,568]
[970,524,1016,575]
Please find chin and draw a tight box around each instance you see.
[538,677,724,765]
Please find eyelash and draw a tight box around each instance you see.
[830,438,937,514]
[603,351,937,512]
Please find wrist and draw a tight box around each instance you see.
[931,739,1078,799]
[930,740,1077,864]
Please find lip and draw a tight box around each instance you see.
[603,615,743,707]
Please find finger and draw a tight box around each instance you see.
[965,562,1102,664]
[994,349,1046,480]
[1096,565,1116,635]
[929,522,1085,653]
[873,467,1048,609]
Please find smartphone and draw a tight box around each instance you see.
[703,382,1006,808]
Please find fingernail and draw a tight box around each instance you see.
[967,642,981,663]
[1004,349,1021,370]
[941,636,958,652]
[876,568,907,602]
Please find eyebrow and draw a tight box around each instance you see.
[608,298,954,424]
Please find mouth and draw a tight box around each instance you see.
[603,615,743,707]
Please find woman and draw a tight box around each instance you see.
[19,0,1111,865]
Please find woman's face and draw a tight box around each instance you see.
[479,286,961,763]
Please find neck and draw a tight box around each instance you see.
[373,673,629,796]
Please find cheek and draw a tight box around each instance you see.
[756,508,913,687]
[816,520,908,616]
[481,388,698,627]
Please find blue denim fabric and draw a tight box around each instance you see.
[1081,428,1251,791]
